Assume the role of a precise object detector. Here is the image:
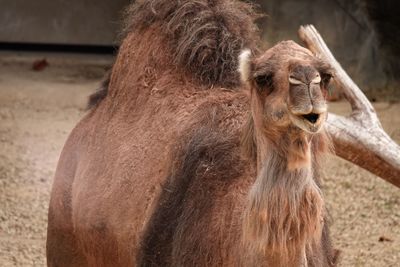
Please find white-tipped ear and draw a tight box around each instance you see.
[238,49,252,84]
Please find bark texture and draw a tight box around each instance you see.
[299,25,400,188]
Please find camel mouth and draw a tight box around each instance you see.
[302,113,320,124]
[289,111,326,134]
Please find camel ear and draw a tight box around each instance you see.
[238,49,252,85]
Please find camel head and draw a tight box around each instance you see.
[239,41,334,135]
[240,42,334,264]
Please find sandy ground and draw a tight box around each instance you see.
[0,52,399,266]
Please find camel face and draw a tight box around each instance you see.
[239,40,333,134]
[286,62,328,133]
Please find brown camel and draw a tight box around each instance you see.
[47,0,339,266]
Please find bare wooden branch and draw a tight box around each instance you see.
[298,24,400,188]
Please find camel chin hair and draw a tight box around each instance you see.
[242,150,324,266]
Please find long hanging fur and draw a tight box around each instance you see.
[242,147,324,266]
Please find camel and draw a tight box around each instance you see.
[46,0,340,266]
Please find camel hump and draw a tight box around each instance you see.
[123,0,261,87]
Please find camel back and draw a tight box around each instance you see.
[122,0,261,87]
[88,0,261,109]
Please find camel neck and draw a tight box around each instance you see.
[242,141,324,266]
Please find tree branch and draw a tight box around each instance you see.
[298,24,400,188]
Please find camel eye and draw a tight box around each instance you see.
[254,74,273,90]
[321,73,333,86]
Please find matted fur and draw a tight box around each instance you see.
[122,0,261,87]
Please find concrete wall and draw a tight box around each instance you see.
[0,0,396,92]
[0,0,130,46]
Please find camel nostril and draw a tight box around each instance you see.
[302,113,319,124]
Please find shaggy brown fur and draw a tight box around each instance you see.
[47,1,339,266]
[121,0,261,87]
[138,109,247,266]
[242,132,330,266]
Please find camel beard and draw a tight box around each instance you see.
[242,147,324,266]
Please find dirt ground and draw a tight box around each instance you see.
[0,52,399,267]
